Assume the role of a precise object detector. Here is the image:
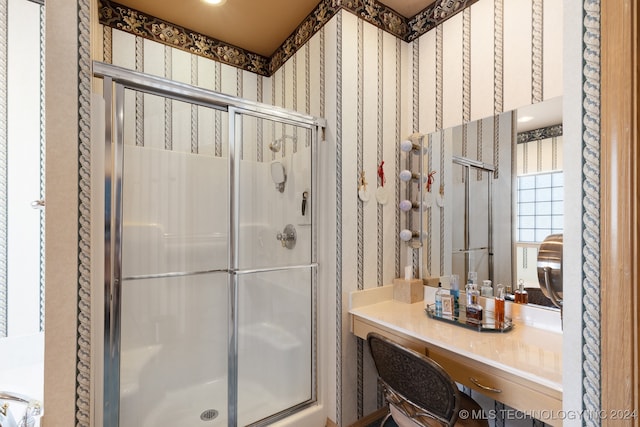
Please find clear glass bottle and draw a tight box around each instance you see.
[468,271,478,286]
[481,279,493,297]
[514,279,528,304]
[465,283,483,326]
[494,284,505,329]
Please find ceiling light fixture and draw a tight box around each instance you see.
[518,116,534,123]
[203,0,227,5]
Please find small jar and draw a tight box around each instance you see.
[481,280,493,297]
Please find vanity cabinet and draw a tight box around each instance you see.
[350,297,562,426]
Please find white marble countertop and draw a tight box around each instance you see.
[349,286,562,394]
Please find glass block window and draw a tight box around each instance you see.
[517,171,564,243]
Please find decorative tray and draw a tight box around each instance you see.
[425,304,513,333]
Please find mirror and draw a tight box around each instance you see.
[425,96,562,308]
[514,96,563,307]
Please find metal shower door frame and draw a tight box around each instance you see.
[96,61,325,427]
[452,155,495,284]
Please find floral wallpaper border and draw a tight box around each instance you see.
[98,0,476,77]
[517,124,563,144]
[407,0,478,42]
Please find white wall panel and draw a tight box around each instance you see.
[197,56,215,90]
[543,0,563,100]
[503,0,533,112]
[111,29,134,69]
[339,11,360,427]
[382,32,400,284]
[170,48,190,84]
[220,63,238,97]
[283,58,294,112]
[143,38,164,77]
[111,30,136,147]
[242,71,258,103]
[340,12,359,294]
[442,13,464,129]
[470,0,495,121]
[308,34,322,118]
[362,22,379,291]
[419,30,436,133]
[320,16,339,424]
[295,48,307,114]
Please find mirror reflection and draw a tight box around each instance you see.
[514,96,563,308]
[428,96,562,309]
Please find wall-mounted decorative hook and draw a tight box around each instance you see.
[376,161,389,205]
[358,170,370,202]
[436,183,445,207]
[426,171,437,192]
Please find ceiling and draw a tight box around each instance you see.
[517,96,563,133]
[114,0,437,57]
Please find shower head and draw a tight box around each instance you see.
[268,139,282,152]
[268,135,297,153]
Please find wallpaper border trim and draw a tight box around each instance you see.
[517,124,563,144]
[98,0,477,77]
[580,0,601,420]
[0,0,8,339]
[76,0,93,424]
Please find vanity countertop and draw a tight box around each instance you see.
[350,297,562,392]
[349,285,562,422]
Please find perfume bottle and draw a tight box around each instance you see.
[465,283,483,326]
[435,284,444,315]
[494,284,505,329]
[481,279,493,297]
[514,279,528,304]
[450,274,460,317]
[468,271,478,286]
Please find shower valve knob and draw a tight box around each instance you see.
[276,224,297,249]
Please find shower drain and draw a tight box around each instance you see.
[200,409,219,422]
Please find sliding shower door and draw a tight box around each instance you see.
[98,63,322,427]
[232,112,317,426]
[117,91,230,427]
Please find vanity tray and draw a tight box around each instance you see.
[425,304,513,333]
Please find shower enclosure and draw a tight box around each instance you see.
[94,62,325,427]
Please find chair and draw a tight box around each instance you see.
[367,333,488,427]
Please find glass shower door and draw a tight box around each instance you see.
[98,63,324,427]
[117,90,230,427]
[232,112,317,426]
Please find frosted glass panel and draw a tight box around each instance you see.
[237,268,312,425]
[120,273,228,427]
[107,82,319,427]
[121,91,228,278]
[236,114,313,270]
[451,162,492,283]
